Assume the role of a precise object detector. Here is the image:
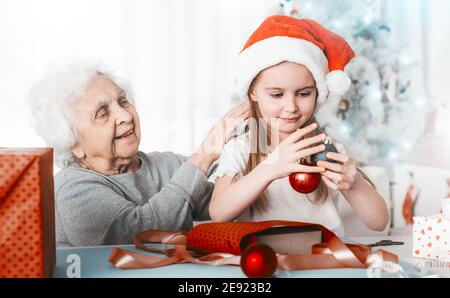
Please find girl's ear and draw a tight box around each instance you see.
[248,76,260,103]
[313,89,319,110]
[248,90,258,103]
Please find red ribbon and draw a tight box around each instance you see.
[109,221,398,273]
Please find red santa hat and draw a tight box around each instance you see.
[237,15,356,106]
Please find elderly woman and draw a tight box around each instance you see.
[28,64,249,247]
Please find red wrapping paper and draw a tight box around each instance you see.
[0,148,55,278]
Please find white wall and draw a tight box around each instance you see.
[0,0,273,156]
[427,0,450,138]
[1,0,449,168]
[384,0,450,168]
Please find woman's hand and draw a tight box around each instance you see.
[317,152,358,191]
[189,102,250,174]
[196,102,251,160]
[260,123,326,181]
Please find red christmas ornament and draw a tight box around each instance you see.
[289,162,321,194]
[240,243,277,278]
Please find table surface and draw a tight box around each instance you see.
[54,234,448,278]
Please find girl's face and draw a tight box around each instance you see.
[249,62,317,141]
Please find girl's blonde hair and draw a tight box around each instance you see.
[243,71,375,214]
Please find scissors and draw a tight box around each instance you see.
[368,240,405,247]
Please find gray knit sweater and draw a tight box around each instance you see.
[54,151,213,247]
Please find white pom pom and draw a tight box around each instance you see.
[326,70,351,96]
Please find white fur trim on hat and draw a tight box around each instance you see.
[237,36,328,105]
[326,70,351,96]
[237,36,351,106]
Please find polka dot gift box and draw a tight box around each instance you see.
[0,148,55,278]
[413,214,450,261]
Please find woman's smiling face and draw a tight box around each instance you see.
[249,62,317,140]
[70,74,141,174]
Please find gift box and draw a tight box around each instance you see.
[109,220,397,274]
[413,214,450,261]
[0,148,55,278]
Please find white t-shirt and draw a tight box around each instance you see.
[209,133,346,236]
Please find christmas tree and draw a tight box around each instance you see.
[272,0,432,172]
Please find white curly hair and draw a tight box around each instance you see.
[28,63,134,168]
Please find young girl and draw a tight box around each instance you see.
[209,16,389,235]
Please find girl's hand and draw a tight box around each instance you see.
[261,123,326,180]
[196,102,251,160]
[317,152,358,191]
